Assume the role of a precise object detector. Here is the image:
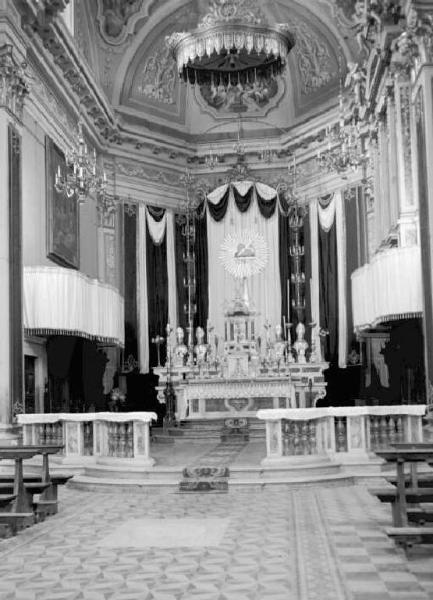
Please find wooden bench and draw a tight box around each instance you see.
[0,445,63,533]
[385,526,433,548]
[371,446,433,548]
[0,474,72,516]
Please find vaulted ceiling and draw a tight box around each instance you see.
[75,0,361,144]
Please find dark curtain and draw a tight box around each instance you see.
[256,189,277,218]
[279,212,290,327]
[345,188,359,354]
[175,218,188,330]
[233,185,254,212]
[194,213,209,329]
[207,184,277,221]
[318,200,339,364]
[207,186,230,221]
[146,217,169,368]
[303,209,312,347]
[123,206,138,365]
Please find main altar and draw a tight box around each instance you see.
[154,204,328,421]
[154,296,328,420]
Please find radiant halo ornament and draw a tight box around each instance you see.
[219,230,268,279]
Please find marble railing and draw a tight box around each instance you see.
[257,406,426,465]
[17,412,158,466]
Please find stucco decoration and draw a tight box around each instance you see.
[97,0,158,45]
[198,0,265,27]
[288,15,335,95]
[137,39,177,105]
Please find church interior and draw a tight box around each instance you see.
[1,0,433,598]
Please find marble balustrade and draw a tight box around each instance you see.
[257,406,426,465]
[17,412,158,466]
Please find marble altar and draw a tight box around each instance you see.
[154,301,328,420]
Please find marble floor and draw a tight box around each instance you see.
[0,484,432,600]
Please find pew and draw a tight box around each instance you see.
[0,474,72,517]
[370,446,433,548]
[0,445,63,533]
[0,495,16,538]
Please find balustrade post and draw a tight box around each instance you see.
[328,416,336,454]
[132,420,155,466]
[407,414,423,442]
[22,424,33,445]
[64,421,84,461]
[346,415,368,457]
[264,419,283,462]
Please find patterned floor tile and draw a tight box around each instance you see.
[0,485,431,599]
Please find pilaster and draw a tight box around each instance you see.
[0,41,28,434]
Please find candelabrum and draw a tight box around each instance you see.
[205,146,221,170]
[316,85,367,177]
[259,142,277,165]
[55,119,107,203]
[233,115,246,159]
[179,170,202,364]
[151,335,165,368]
[289,199,307,323]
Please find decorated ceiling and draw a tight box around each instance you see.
[75,0,361,142]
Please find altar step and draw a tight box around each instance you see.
[153,418,266,442]
[68,456,359,492]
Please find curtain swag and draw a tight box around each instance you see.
[206,181,279,221]
[318,193,336,233]
[146,206,167,245]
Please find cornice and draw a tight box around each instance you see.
[15,0,118,142]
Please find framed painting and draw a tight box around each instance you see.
[45,136,79,269]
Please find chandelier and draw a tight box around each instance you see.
[205,145,221,170]
[259,141,277,164]
[55,119,107,203]
[316,85,367,177]
[167,0,295,90]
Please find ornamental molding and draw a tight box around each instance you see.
[16,1,119,143]
[0,44,30,120]
[183,379,295,401]
[96,0,158,46]
[114,160,184,187]
[198,0,265,28]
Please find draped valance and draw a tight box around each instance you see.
[351,246,423,329]
[23,266,124,346]
[206,181,278,221]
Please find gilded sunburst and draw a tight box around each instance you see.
[219,230,269,279]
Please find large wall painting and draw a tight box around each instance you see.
[45,136,79,269]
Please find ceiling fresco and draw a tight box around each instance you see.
[76,0,361,141]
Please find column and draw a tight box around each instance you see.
[415,73,433,397]
[394,71,418,246]
[402,0,433,400]
[0,44,28,438]
[386,88,400,230]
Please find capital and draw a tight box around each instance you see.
[0,44,30,120]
